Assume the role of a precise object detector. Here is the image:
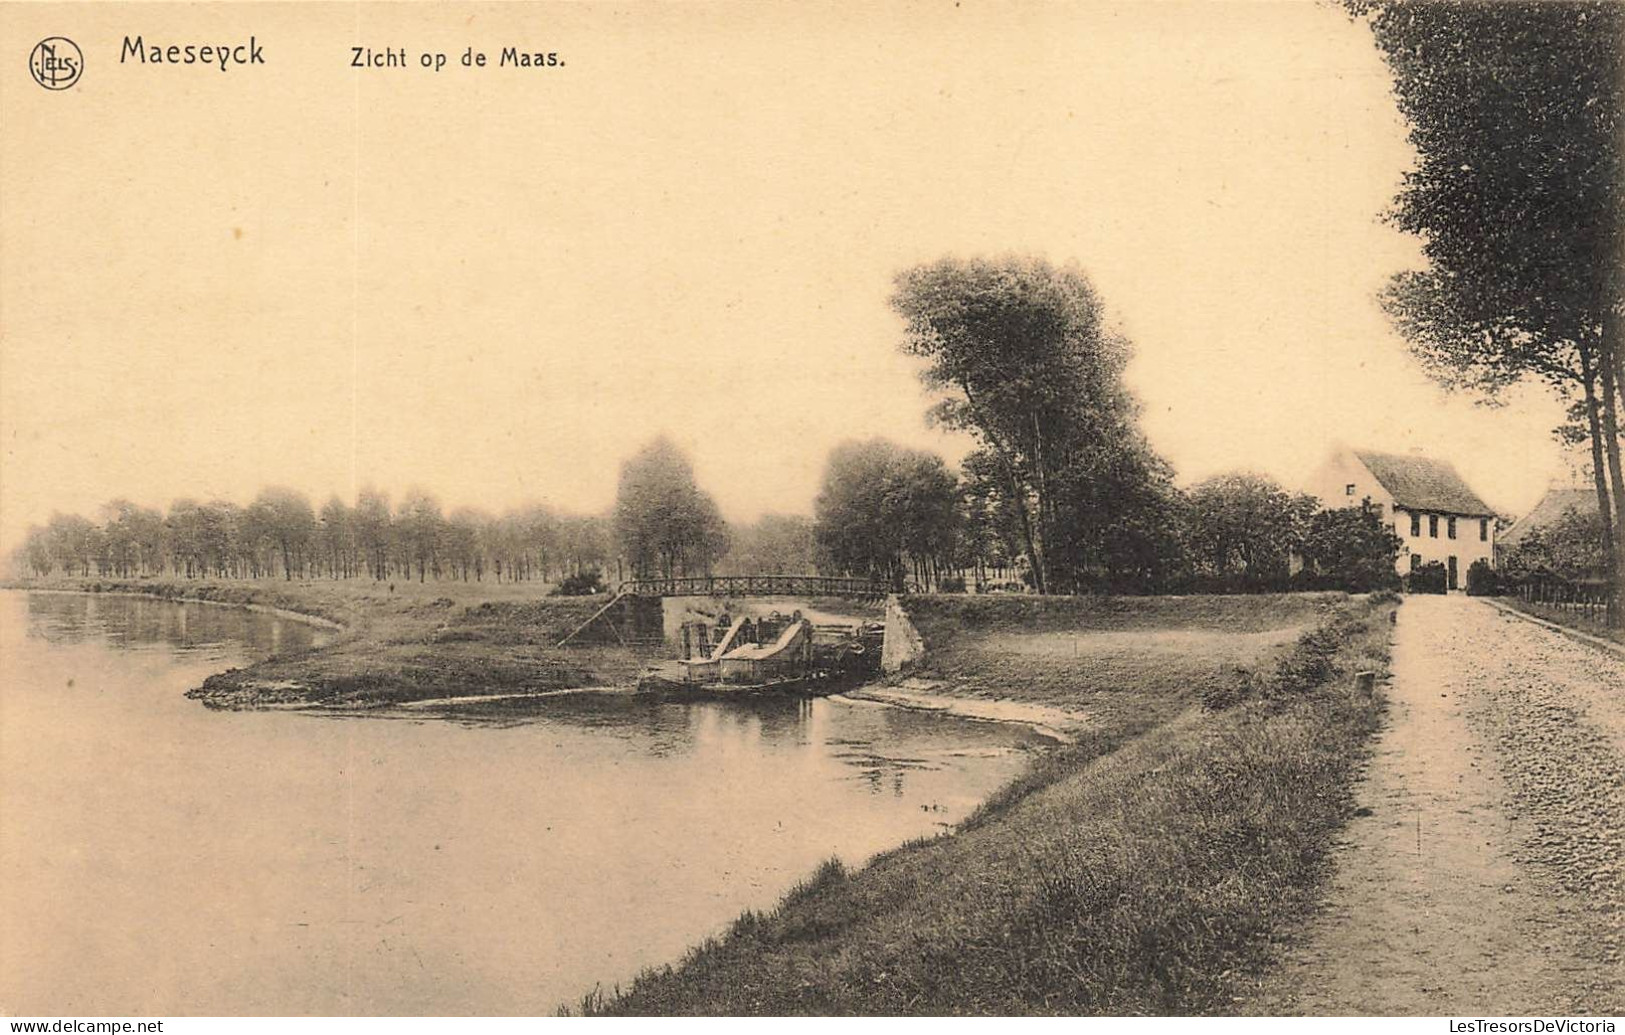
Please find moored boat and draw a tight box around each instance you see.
[636,609,881,696]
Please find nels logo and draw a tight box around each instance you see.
[30,37,82,90]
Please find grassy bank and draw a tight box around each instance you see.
[3,576,645,707]
[898,592,1346,725]
[584,592,1396,1015]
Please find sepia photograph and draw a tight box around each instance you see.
[1,0,1623,1022]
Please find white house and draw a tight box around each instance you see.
[1306,448,1497,590]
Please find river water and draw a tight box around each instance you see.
[0,591,1038,1015]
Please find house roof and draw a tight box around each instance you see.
[1353,450,1496,517]
[1500,487,1599,549]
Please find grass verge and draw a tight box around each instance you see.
[582,593,1396,1015]
[1495,595,1625,647]
[895,591,1348,721]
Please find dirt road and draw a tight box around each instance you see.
[1259,594,1624,1015]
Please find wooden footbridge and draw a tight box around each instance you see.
[614,574,900,599]
[557,573,904,648]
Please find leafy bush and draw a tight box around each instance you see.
[1500,505,1607,581]
[1206,616,1355,711]
[1402,561,1447,594]
[1178,572,1295,595]
[937,574,967,593]
[553,568,606,596]
[1465,558,1498,596]
[1300,506,1405,592]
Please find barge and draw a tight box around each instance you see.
[638,609,883,696]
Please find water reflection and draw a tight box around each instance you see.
[399,687,1034,793]
[2,590,1035,1015]
[25,590,325,657]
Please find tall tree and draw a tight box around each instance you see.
[1349,0,1625,615]
[19,526,53,576]
[957,450,1018,586]
[559,513,612,579]
[613,437,730,579]
[890,256,1157,593]
[445,508,489,581]
[353,489,393,580]
[397,490,445,583]
[812,439,961,591]
[248,487,316,580]
[316,496,354,579]
[166,499,207,578]
[45,513,97,576]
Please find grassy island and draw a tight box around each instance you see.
[3,576,646,708]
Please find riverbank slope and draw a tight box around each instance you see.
[585,591,1396,1015]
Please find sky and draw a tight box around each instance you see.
[0,1,1579,552]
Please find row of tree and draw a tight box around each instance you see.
[17,490,614,585]
[866,257,1404,593]
[15,246,1408,595]
[13,443,1398,594]
[18,4,1607,606]
[810,447,1401,593]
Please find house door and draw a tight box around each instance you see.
[1448,556,1458,590]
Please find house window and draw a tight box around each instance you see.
[1480,519,1489,542]
[1429,514,1439,538]
[1410,554,1422,571]
[1448,516,1457,540]
[1345,484,1356,496]
[1410,512,1421,537]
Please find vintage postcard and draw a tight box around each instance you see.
[2,0,1622,1021]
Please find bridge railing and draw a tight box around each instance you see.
[615,574,904,598]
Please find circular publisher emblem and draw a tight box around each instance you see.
[29,37,82,90]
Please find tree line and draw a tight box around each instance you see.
[811,443,1401,594]
[12,440,1397,596]
[828,256,1402,594]
[16,490,615,586]
[20,5,1607,606]
[13,253,1406,596]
